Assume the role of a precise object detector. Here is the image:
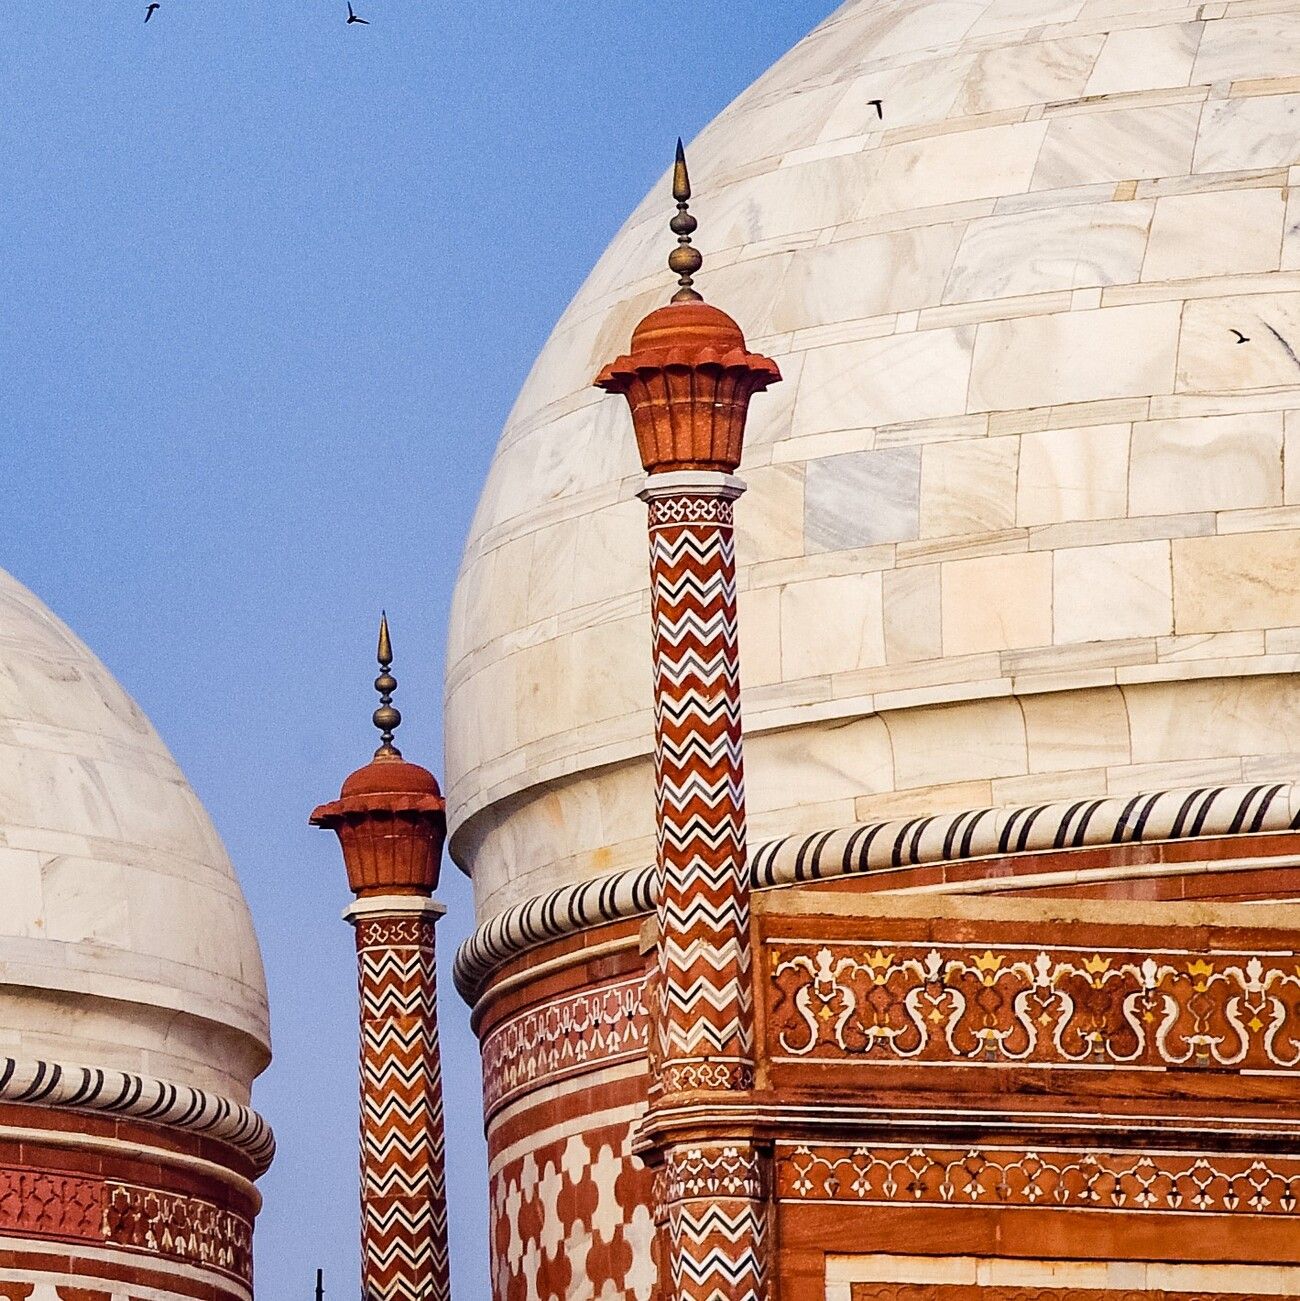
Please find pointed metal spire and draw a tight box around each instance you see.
[372,611,402,758]
[668,138,704,303]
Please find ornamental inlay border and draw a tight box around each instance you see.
[778,1144,1300,1216]
[455,781,1300,999]
[0,1167,252,1283]
[481,976,649,1116]
[766,940,1300,1072]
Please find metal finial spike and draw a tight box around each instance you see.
[372,611,402,758]
[668,138,703,303]
[672,137,691,202]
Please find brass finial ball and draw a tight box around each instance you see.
[669,245,703,277]
[373,703,401,736]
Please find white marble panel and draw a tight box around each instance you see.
[883,564,943,662]
[1017,422,1131,524]
[1129,411,1284,513]
[970,0,1084,37]
[872,120,1050,212]
[1032,102,1200,190]
[941,551,1054,654]
[1053,539,1174,642]
[704,151,878,248]
[1122,673,1300,763]
[794,327,976,436]
[573,501,647,607]
[735,464,806,565]
[943,200,1153,302]
[805,447,922,550]
[746,714,895,808]
[1021,686,1133,770]
[1177,292,1300,393]
[920,436,1020,537]
[819,58,974,140]
[1173,530,1300,632]
[970,301,1181,411]
[772,223,966,331]
[957,35,1105,114]
[884,696,1029,789]
[1084,22,1201,95]
[1194,93,1300,174]
[738,586,783,688]
[1192,14,1300,84]
[859,0,988,60]
[1142,186,1285,281]
[780,571,887,678]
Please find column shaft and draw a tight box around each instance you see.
[642,475,769,1301]
[354,909,451,1301]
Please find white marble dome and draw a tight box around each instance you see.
[447,0,1300,926]
[0,568,269,1102]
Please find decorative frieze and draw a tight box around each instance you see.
[778,1144,1300,1217]
[767,941,1300,1070]
[481,976,648,1117]
[0,1166,253,1284]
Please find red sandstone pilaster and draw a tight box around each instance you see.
[312,754,451,1301]
[597,296,781,1301]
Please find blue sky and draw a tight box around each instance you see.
[0,2,834,1294]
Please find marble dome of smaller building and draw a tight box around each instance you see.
[0,567,269,1103]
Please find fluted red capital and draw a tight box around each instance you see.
[595,300,781,475]
[311,754,446,898]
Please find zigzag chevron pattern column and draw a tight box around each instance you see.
[663,1143,768,1301]
[641,477,771,1301]
[354,909,451,1301]
[310,624,452,1301]
[642,481,755,1096]
[594,169,782,1301]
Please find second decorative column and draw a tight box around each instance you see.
[311,617,452,1301]
[595,141,782,1301]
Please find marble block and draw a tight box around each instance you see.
[1129,411,1284,515]
[970,302,1181,412]
[1017,423,1131,525]
[920,436,1020,537]
[1084,21,1201,95]
[941,551,1054,655]
[805,447,923,551]
[1053,539,1174,643]
[1142,187,1285,283]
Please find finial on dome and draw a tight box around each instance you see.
[669,138,704,304]
[372,611,401,759]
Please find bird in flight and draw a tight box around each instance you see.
[1231,329,1250,344]
[144,3,160,20]
[868,99,883,119]
[346,3,369,23]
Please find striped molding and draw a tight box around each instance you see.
[355,912,450,1301]
[455,781,1300,1000]
[0,1057,274,1173]
[643,480,756,1096]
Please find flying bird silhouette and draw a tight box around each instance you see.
[868,99,883,119]
[144,3,160,20]
[1231,329,1250,344]
[346,3,369,22]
